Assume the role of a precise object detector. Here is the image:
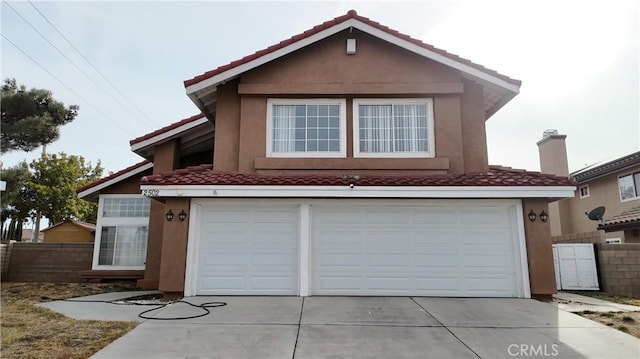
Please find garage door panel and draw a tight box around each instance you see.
[414,210,458,224]
[459,209,507,224]
[366,253,411,267]
[196,203,299,295]
[366,209,411,224]
[311,202,520,297]
[366,232,411,245]
[316,210,363,224]
[414,254,459,267]
[315,252,364,267]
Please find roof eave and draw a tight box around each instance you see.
[184,17,520,114]
[78,162,154,201]
[130,117,212,158]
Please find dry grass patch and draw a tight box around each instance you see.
[1,282,140,359]
[576,311,640,339]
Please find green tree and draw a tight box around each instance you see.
[14,153,103,225]
[0,161,31,227]
[1,78,79,153]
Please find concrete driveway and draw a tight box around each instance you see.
[89,296,639,359]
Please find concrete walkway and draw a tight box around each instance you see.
[552,292,640,312]
[40,293,640,359]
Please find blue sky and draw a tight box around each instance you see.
[1,0,638,176]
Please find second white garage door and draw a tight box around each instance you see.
[311,201,522,297]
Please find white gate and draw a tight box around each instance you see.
[552,244,599,290]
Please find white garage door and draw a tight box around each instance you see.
[311,202,521,297]
[195,203,299,295]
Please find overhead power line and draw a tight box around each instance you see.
[1,32,135,137]
[2,0,158,128]
[27,0,159,127]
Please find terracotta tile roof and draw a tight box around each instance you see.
[184,10,521,89]
[141,165,574,187]
[77,160,151,194]
[129,113,205,146]
[599,206,640,232]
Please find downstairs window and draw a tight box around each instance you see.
[93,196,150,269]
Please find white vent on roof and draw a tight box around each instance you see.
[543,129,558,138]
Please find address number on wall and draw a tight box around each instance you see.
[142,189,159,197]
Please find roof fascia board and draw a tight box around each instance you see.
[78,162,153,199]
[185,18,520,96]
[130,117,210,153]
[140,184,575,199]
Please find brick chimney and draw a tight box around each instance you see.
[537,129,569,176]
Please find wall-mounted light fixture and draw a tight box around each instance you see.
[178,209,187,222]
[528,210,537,222]
[166,209,174,222]
[539,210,549,223]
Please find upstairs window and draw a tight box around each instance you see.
[353,99,434,158]
[579,185,590,198]
[619,172,640,201]
[267,99,346,158]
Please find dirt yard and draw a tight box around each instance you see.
[1,282,139,359]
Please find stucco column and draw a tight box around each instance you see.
[523,199,557,298]
[158,197,191,297]
[138,139,180,289]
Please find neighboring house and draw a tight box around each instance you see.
[41,220,96,243]
[538,130,640,243]
[20,228,43,242]
[78,10,574,299]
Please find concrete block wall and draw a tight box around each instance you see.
[1,243,12,280]
[596,243,640,298]
[6,243,93,282]
[552,231,604,244]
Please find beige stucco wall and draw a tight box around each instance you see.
[558,165,640,242]
[213,28,488,176]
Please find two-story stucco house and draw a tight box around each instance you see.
[538,130,640,243]
[77,11,574,299]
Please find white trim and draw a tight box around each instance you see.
[141,184,576,199]
[515,201,531,299]
[78,163,153,199]
[299,204,311,296]
[353,98,435,158]
[130,117,210,153]
[91,194,150,271]
[266,98,347,158]
[185,18,519,97]
[183,201,201,296]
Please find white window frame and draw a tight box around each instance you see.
[579,185,590,199]
[266,98,347,158]
[353,98,435,158]
[618,172,640,202]
[92,194,150,270]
